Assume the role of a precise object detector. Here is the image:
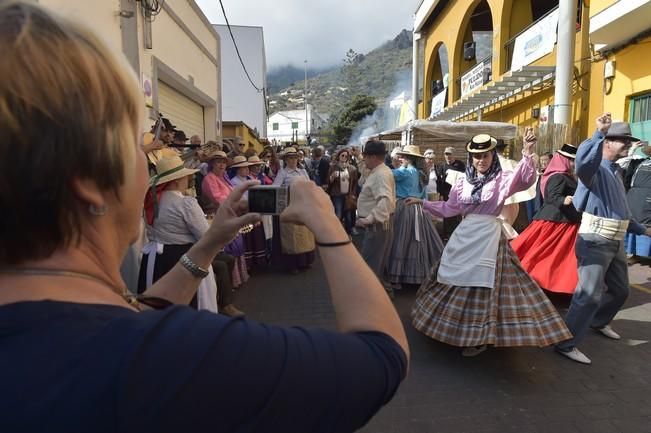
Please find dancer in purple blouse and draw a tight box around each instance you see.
[407,129,571,357]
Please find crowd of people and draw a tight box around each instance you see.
[1,2,651,431]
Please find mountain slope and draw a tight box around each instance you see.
[267,30,414,116]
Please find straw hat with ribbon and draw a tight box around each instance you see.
[146,155,198,224]
[150,155,198,186]
[229,155,253,168]
[466,134,498,153]
[396,145,424,158]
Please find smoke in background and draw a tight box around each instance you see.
[346,69,413,147]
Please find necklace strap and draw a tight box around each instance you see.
[0,268,127,296]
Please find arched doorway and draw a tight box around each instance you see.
[425,42,449,116]
[455,0,494,100]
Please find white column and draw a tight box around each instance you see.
[411,31,421,120]
[553,0,578,125]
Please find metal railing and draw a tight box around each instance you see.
[503,6,563,70]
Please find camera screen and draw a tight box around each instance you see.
[249,188,277,214]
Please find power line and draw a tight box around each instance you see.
[218,0,261,92]
[217,0,269,122]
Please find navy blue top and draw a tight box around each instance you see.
[0,301,406,433]
[574,130,646,235]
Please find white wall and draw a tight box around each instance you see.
[214,25,267,138]
[37,0,221,141]
[267,105,325,142]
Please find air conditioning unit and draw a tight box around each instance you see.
[431,80,444,97]
[463,42,476,61]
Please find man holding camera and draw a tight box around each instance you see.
[355,141,396,290]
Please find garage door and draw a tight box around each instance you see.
[158,81,205,141]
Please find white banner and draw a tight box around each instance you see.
[539,105,551,125]
[430,88,447,117]
[511,9,559,71]
[461,62,485,97]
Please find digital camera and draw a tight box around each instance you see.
[247,185,289,215]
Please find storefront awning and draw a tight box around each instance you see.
[429,66,555,122]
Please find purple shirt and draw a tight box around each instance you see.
[423,154,536,218]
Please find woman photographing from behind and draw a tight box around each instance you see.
[0,3,408,432]
[408,130,571,357]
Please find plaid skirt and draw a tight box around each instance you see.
[385,199,444,287]
[412,234,572,348]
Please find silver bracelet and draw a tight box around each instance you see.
[179,254,209,278]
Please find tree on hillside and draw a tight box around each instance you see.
[330,95,377,145]
[342,48,364,100]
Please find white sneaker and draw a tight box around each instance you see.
[462,345,487,357]
[596,325,621,340]
[556,347,592,365]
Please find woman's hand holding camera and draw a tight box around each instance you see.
[206,180,262,247]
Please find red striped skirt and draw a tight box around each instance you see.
[510,220,578,294]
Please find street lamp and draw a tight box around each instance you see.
[304,59,308,143]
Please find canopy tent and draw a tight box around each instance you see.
[362,120,518,158]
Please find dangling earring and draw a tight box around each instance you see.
[88,204,108,216]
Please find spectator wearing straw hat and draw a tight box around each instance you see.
[272,147,316,273]
[202,149,250,291]
[248,155,273,185]
[229,156,268,271]
[138,155,225,314]
[385,145,444,290]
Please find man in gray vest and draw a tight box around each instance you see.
[556,113,651,364]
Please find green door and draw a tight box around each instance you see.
[630,94,651,141]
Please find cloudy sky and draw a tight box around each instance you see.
[196,0,420,69]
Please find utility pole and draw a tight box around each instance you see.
[304,59,309,144]
[553,0,578,126]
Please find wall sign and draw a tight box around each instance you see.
[511,9,559,71]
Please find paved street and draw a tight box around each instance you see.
[236,247,651,433]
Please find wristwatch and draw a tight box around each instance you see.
[179,254,209,278]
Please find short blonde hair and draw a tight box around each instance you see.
[0,1,144,264]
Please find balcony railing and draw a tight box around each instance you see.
[503,5,582,70]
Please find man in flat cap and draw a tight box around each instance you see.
[556,113,651,365]
[356,140,396,295]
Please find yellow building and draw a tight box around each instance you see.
[415,0,651,147]
[587,0,651,141]
[37,0,222,142]
[222,121,265,154]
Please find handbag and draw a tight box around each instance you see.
[280,222,315,254]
